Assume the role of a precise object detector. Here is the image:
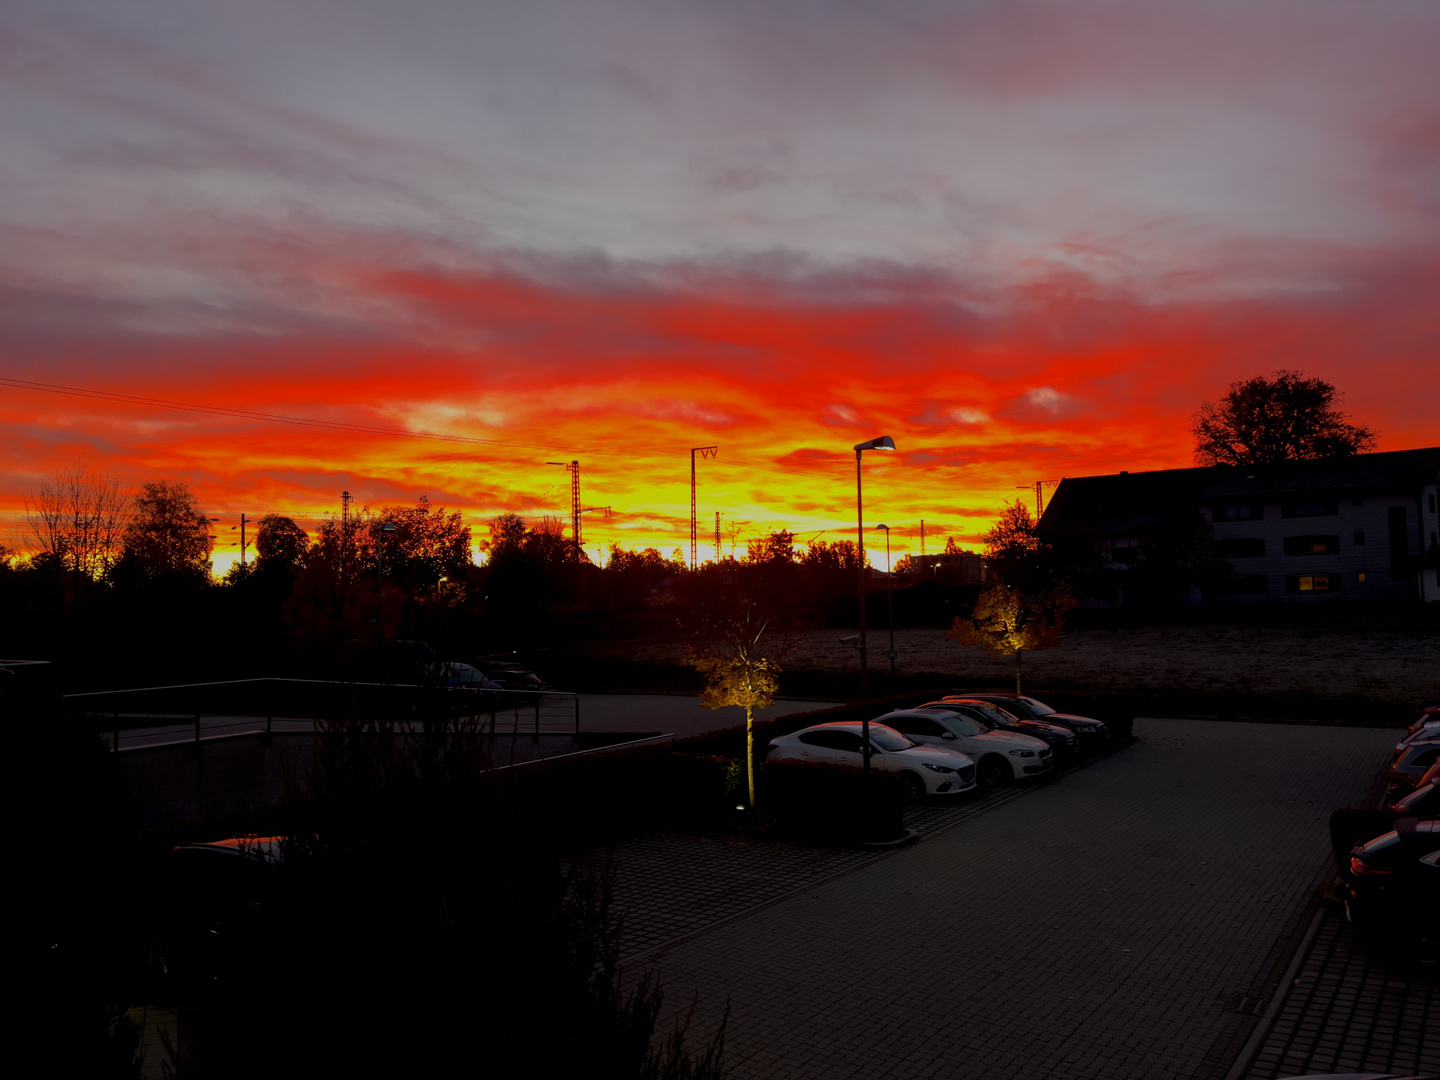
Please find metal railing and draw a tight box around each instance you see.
[63,677,581,750]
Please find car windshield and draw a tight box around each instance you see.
[944,715,989,737]
[964,704,1019,727]
[869,726,916,752]
[1019,696,1056,716]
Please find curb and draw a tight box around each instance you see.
[859,827,920,850]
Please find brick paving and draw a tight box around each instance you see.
[1241,906,1439,1079]
[613,786,1032,962]
[611,718,1400,1080]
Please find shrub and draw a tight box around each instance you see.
[760,760,905,844]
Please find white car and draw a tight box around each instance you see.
[1395,719,1440,754]
[765,721,977,801]
[877,708,1053,786]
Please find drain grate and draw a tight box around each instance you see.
[1225,993,1269,1016]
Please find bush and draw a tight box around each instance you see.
[760,760,905,844]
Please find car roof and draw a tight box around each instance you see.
[792,720,903,733]
[1394,817,1439,837]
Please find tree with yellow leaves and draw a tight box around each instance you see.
[948,500,1075,694]
[679,561,800,809]
[947,581,1073,695]
[686,648,779,809]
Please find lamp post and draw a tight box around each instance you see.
[875,523,895,686]
[853,435,895,779]
[377,521,396,623]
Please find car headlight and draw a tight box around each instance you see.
[1008,749,1035,758]
[922,763,955,773]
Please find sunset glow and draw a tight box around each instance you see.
[3,1,1437,573]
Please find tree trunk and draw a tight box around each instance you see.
[745,705,756,809]
[1015,648,1023,695]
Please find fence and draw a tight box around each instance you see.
[63,677,581,750]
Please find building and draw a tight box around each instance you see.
[907,552,985,584]
[1038,447,1440,604]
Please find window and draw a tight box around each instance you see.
[942,715,990,737]
[869,727,916,752]
[1216,538,1265,558]
[1357,571,1367,585]
[1286,573,1341,593]
[1217,503,1262,521]
[1283,535,1340,556]
[1411,747,1440,769]
[1282,499,1337,518]
[1430,493,1436,513]
[890,715,945,737]
[798,729,862,752]
[1354,531,1365,546]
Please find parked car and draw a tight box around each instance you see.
[766,721,977,802]
[919,699,1080,761]
[484,669,544,692]
[944,692,1111,751]
[155,837,285,985]
[1389,740,1440,787]
[1391,779,1439,817]
[877,708,1052,786]
[1405,705,1440,735]
[1341,818,1440,957]
[447,662,503,690]
[1394,719,1440,754]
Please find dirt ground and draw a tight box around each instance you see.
[578,618,1440,706]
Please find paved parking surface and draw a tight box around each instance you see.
[1241,905,1438,1080]
[616,718,1398,1080]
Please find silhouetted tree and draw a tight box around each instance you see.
[745,530,797,564]
[24,467,129,599]
[255,514,309,572]
[116,480,212,581]
[1191,370,1376,467]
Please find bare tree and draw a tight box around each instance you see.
[25,467,130,579]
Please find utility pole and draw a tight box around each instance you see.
[920,519,926,557]
[240,513,249,565]
[690,446,718,569]
[715,512,721,564]
[1017,480,1059,521]
[546,461,582,559]
[341,490,352,586]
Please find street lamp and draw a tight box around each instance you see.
[853,435,895,780]
[875,524,895,686]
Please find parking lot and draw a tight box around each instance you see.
[610,717,1411,1080]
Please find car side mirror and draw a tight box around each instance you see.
[941,731,956,740]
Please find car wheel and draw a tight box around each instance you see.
[979,755,1011,788]
[900,771,926,804]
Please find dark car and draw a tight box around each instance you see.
[1342,818,1439,958]
[920,699,1081,762]
[945,692,1111,751]
[1391,780,1439,817]
[155,837,284,986]
[485,669,543,692]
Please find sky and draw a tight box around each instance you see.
[2,0,1438,572]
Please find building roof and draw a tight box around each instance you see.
[1037,447,1440,540]
[1200,446,1440,499]
[1038,467,1214,538]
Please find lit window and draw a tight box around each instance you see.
[1357,572,1367,584]
[1313,576,1330,591]
[1298,576,1314,591]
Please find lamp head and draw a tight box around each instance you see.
[853,435,896,453]
[874,523,889,532]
